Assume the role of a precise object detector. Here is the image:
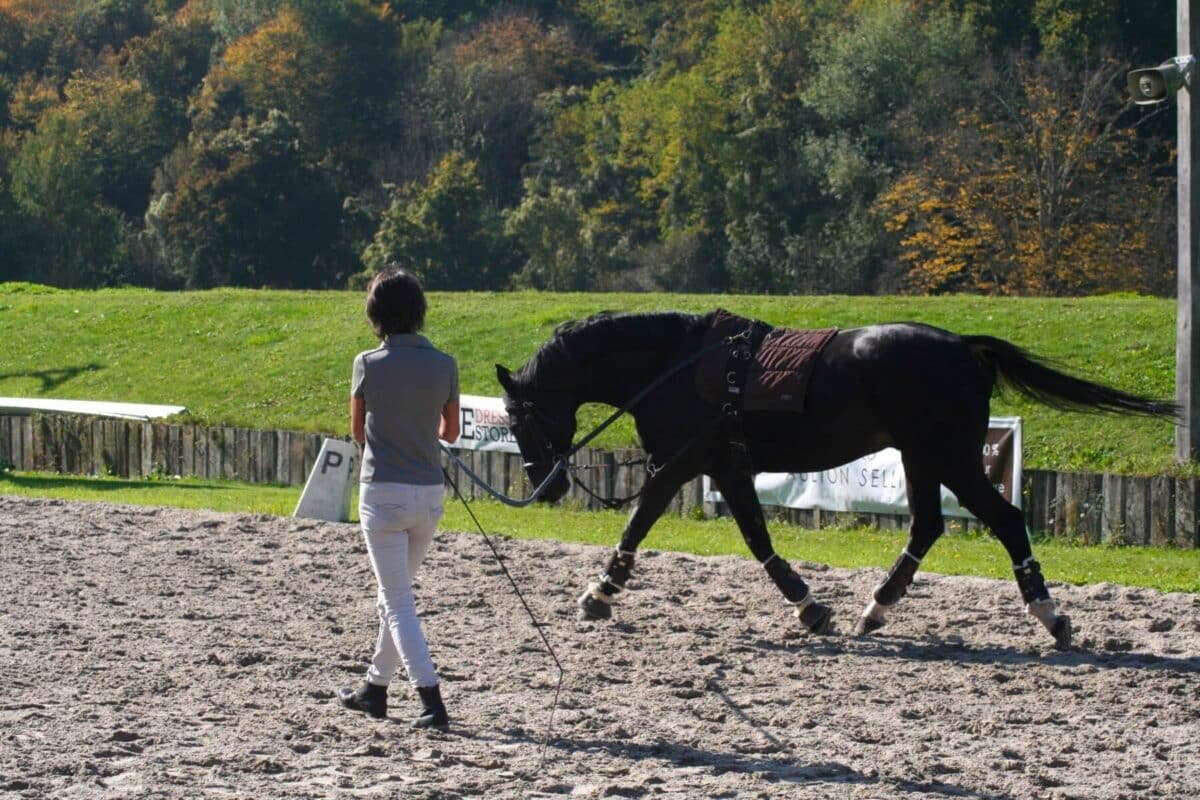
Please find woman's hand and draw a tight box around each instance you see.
[439,401,461,443]
[351,397,366,445]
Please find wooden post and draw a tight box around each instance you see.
[1179,0,1200,462]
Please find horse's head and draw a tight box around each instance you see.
[497,363,574,503]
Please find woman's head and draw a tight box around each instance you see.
[365,266,427,338]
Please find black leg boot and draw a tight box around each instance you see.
[337,681,388,719]
[413,684,449,729]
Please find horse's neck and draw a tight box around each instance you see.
[555,323,694,409]
[573,347,675,408]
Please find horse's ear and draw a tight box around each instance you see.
[495,364,517,394]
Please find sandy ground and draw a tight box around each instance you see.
[1,495,1199,799]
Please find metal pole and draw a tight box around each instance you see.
[1177,0,1200,462]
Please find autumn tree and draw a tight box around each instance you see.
[876,53,1173,295]
[404,9,596,205]
[201,0,399,179]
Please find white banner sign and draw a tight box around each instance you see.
[452,394,520,453]
[703,417,1022,518]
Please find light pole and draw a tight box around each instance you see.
[1128,0,1199,463]
[1178,1,1200,463]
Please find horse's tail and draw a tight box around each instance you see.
[966,335,1179,418]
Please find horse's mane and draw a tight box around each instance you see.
[516,310,709,388]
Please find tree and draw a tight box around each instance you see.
[120,15,216,142]
[9,71,173,285]
[150,110,346,288]
[504,182,620,291]
[361,151,518,289]
[403,10,597,205]
[204,0,399,177]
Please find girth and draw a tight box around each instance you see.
[695,309,838,414]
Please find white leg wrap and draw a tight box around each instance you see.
[587,582,614,605]
[789,591,814,619]
[861,599,887,626]
[1026,597,1058,629]
[599,573,626,591]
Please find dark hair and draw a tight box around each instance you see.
[365,266,427,338]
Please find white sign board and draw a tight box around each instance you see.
[0,397,187,421]
[703,417,1022,518]
[294,438,357,522]
[451,394,520,453]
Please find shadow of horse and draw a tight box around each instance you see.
[537,734,1010,799]
[454,702,1013,799]
[743,633,1200,674]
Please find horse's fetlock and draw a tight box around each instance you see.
[763,556,810,604]
[1014,557,1051,605]
[872,579,906,607]
[586,581,615,604]
[601,549,635,591]
[873,549,921,606]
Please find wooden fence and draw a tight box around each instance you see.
[1,413,1195,547]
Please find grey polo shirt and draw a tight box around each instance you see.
[352,334,459,485]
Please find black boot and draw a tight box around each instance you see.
[413,684,449,729]
[337,681,387,719]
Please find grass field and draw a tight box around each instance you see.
[2,469,1196,593]
[0,283,1181,473]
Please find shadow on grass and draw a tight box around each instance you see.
[0,362,104,392]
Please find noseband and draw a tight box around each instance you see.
[504,400,569,470]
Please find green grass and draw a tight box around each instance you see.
[3,470,1196,593]
[0,470,302,515]
[0,284,1180,474]
[0,284,1182,474]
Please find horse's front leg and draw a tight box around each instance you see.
[710,465,833,635]
[576,471,686,621]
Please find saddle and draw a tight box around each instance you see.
[695,309,838,414]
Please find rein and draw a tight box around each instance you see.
[439,445,569,508]
[442,321,760,508]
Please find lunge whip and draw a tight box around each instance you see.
[442,466,564,768]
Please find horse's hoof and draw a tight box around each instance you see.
[855,615,886,636]
[798,602,833,635]
[1050,614,1072,649]
[576,590,612,621]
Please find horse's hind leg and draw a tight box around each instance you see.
[944,470,1072,649]
[856,455,945,636]
[711,466,833,634]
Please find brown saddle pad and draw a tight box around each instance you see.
[695,310,838,413]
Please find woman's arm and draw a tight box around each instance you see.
[439,400,460,443]
[351,396,366,445]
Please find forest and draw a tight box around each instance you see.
[0,0,1182,295]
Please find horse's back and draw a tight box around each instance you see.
[828,322,996,433]
[743,323,995,472]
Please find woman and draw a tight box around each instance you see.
[337,267,460,728]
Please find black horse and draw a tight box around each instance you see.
[495,309,1176,648]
